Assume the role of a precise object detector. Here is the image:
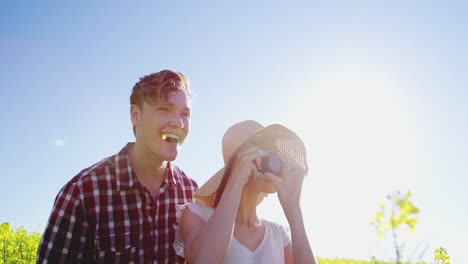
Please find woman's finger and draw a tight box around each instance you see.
[262,172,283,186]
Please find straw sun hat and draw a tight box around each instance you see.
[194,120,309,207]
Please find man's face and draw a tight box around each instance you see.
[131,90,191,162]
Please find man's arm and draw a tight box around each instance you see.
[37,181,88,263]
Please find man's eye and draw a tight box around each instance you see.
[182,112,191,119]
[158,107,169,111]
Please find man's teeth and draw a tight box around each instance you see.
[162,133,180,143]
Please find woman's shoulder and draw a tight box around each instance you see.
[262,219,291,245]
[262,219,286,229]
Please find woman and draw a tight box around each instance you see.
[174,120,317,263]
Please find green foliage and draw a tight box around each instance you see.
[434,247,450,264]
[370,190,420,263]
[370,190,420,238]
[0,222,41,264]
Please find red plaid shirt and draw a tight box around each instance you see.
[37,143,198,263]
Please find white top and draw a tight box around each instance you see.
[173,202,291,264]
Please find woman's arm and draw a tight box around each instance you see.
[180,147,261,264]
[180,181,243,264]
[284,243,293,264]
[285,207,317,264]
[265,164,317,264]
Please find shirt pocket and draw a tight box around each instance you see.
[95,231,138,263]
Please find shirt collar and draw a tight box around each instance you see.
[165,162,177,187]
[111,142,137,191]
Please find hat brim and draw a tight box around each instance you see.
[194,167,225,207]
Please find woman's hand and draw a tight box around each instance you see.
[263,161,307,216]
[229,146,262,188]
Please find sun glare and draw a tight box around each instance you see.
[260,65,423,259]
[53,139,65,147]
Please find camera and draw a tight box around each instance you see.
[257,150,282,176]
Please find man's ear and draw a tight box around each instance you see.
[130,104,140,127]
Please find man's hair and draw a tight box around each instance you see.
[131,70,191,106]
[130,70,191,134]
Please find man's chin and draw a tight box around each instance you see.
[167,157,177,162]
[164,152,178,162]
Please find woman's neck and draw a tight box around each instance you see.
[236,190,261,227]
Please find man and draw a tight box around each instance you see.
[37,70,198,263]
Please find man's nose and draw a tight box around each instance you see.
[168,113,184,128]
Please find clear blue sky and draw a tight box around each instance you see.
[1,1,467,262]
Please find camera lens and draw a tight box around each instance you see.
[258,151,282,175]
[267,154,282,175]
